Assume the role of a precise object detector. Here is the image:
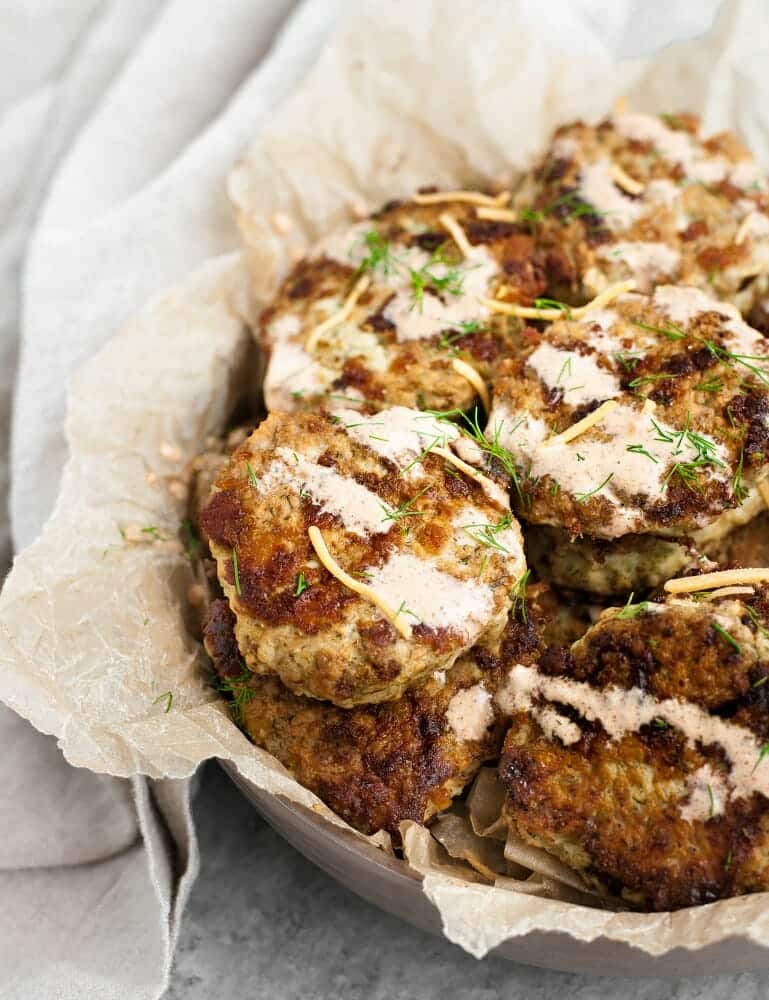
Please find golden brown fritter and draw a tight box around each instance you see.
[200,408,525,706]
[485,286,769,539]
[525,494,767,596]
[513,111,769,309]
[706,510,769,568]
[499,583,769,910]
[259,196,551,413]
[204,581,585,835]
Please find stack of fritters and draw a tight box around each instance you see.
[196,107,769,905]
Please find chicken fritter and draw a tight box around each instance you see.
[499,582,769,910]
[513,111,769,310]
[259,195,553,413]
[526,492,766,595]
[204,579,590,835]
[200,407,525,706]
[485,285,769,539]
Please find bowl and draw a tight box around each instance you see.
[221,761,769,977]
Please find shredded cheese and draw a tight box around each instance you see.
[735,216,752,246]
[413,189,510,208]
[759,480,769,510]
[543,399,619,447]
[307,525,413,640]
[613,95,630,116]
[479,280,636,321]
[610,163,645,196]
[306,274,371,353]
[475,206,518,222]
[431,446,506,504]
[438,212,475,260]
[665,568,769,594]
[451,358,491,411]
[702,586,756,600]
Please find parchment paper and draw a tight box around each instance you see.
[2,0,769,962]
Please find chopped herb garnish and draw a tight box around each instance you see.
[747,605,769,640]
[181,518,200,562]
[575,472,614,503]
[556,355,573,384]
[534,297,572,318]
[295,572,309,597]
[652,717,668,729]
[630,316,686,341]
[245,461,259,488]
[461,512,514,553]
[712,622,742,654]
[381,488,430,531]
[615,351,643,372]
[511,569,532,623]
[395,600,420,622]
[232,547,242,596]
[694,376,724,393]
[142,526,163,539]
[356,229,394,276]
[628,372,679,388]
[215,666,256,726]
[153,691,173,713]
[459,408,523,501]
[626,444,658,463]
[616,592,650,620]
[753,743,769,773]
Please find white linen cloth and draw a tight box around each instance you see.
[0,0,722,996]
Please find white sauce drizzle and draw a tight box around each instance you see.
[534,706,582,746]
[599,241,680,293]
[490,400,730,536]
[331,406,458,480]
[497,662,769,805]
[680,764,728,823]
[258,447,392,537]
[264,313,330,410]
[613,112,728,184]
[381,246,499,342]
[312,221,500,344]
[446,684,494,741]
[579,158,643,232]
[527,343,620,409]
[364,551,494,635]
[653,285,769,359]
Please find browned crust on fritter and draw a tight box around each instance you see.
[203,583,579,835]
[489,293,769,538]
[513,113,769,306]
[199,409,521,706]
[499,585,769,910]
[260,197,553,413]
[205,601,539,834]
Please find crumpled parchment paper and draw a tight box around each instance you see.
[3,0,769,963]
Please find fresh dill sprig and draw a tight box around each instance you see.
[215,667,256,726]
[615,351,643,372]
[355,229,394,276]
[626,444,658,463]
[295,572,309,597]
[510,569,532,622]
[395,600,420,622]
[245,460,259,488]
[461,512,514,553]
[534,297,573,318]
[630,316,686,341]
[616,592,650,620]
[459,408,523,501]
[575,472,614,503]
[628,372,679,389]
[694,376,725,393]
[153,691,173,713]
[712,622,742,654]
[747,605,769,640]
[753,743,769,773]
[232,547,242,596]
[380,488,430,531]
